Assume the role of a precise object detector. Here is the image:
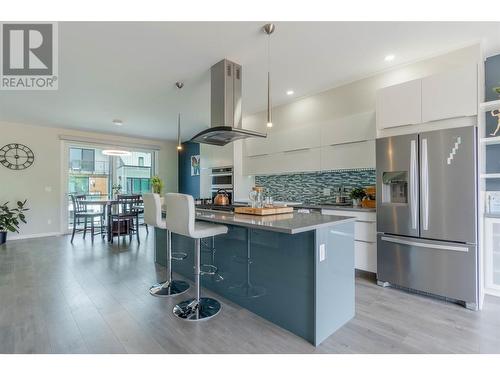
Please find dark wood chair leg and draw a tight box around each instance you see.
[145,223,149,234]
[117,219,121,245]
[101,214,105,239]
[71,214,77,243]
[83,217,88,239]
[91,218,95,243]
[136,216,140,243]
[129,218,133,241]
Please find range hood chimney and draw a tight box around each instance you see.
[190,59,267,146]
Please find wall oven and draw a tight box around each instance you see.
[210,166,233,204]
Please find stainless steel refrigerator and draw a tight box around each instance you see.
[376,126,478,310]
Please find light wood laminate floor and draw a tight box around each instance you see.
[0,230,499,354]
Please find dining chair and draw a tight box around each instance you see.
[110,194,141,244]
[70,194,105,243]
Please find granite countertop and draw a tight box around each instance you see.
[195,209,355,234]
[294,204,376,213]
[234,200,376,213]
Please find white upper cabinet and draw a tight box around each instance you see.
[245,148,321,175]
[245,133,273,156]
[376,64,478,130]
[376,79,422,129]
[421,64,478,123]
[272,124,321,153]
[200,143,233,169]
[321,111,375,146]
[320,140,375,171]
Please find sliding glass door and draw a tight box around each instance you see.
[65,143,156,230]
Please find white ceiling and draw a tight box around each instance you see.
[1,21,500,141]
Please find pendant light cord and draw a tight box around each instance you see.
[176,82,184,150]
[266,26,273,127]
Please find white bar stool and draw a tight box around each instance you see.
[166,193,228,321]
[143,193,189,297]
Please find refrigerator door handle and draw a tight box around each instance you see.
[421,138,429,231]
[410,139,418,230]
[380,236,469,253]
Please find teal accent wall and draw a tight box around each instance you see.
[178,141,200,198]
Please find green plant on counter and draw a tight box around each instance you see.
[151,175,164,194]
[349,187,366,200]
[0,200,29,233]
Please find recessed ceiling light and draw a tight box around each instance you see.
[112,119,123,126]
[384,54,395,62]
[286,90,294,96]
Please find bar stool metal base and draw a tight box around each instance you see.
[149,280,189,297]
[173,297,221,321]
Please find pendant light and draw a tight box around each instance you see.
[175,82,184,151]
[263,23,275,128]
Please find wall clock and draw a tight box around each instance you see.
[0,143,35,170]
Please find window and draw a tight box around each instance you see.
[138,156,144,167]
[69,147,95,172]
[126,178,151,194]
[69,176,89,194]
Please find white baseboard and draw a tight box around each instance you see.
[6,232,62,241]
[485,288,500,298]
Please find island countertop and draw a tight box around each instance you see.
[194,209,355,234]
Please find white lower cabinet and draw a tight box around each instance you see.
[322,209,377,273]
[354,241,377,273]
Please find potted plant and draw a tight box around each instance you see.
[0,200,29,245]
[349,187,366,207]
[151,175,164,194]
[111,183,122,198]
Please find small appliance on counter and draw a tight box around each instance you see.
[213,189,230,206]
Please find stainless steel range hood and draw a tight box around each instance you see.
[190,59,267,146]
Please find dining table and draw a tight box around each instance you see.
[79,197,143,242]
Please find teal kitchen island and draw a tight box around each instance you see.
[154,209,355,346]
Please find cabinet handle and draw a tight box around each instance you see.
[284,147,310,153]
[248,153,269,158]
[329,140,370,147]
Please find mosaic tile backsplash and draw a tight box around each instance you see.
[255,169,376,204]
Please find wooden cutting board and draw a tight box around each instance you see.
[234,206,294,216]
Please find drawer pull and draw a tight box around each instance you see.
[380,236,469,253]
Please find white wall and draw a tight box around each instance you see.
[0,120,178,239]
[242,44,482,156]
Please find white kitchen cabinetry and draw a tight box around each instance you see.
[322,209,377,273]
[320,140,375,171]
[200,143,233,169]
[376,64,478,130]
[485,217,500,296]
[376,79,422,130]
[245,133,273,157]
[321,111,375,146]
[272,124,321,153]
[245,148,321,175]
[421,64,478,123]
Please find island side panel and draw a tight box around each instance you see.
[314,221,355,346]
[156,225,317,344]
